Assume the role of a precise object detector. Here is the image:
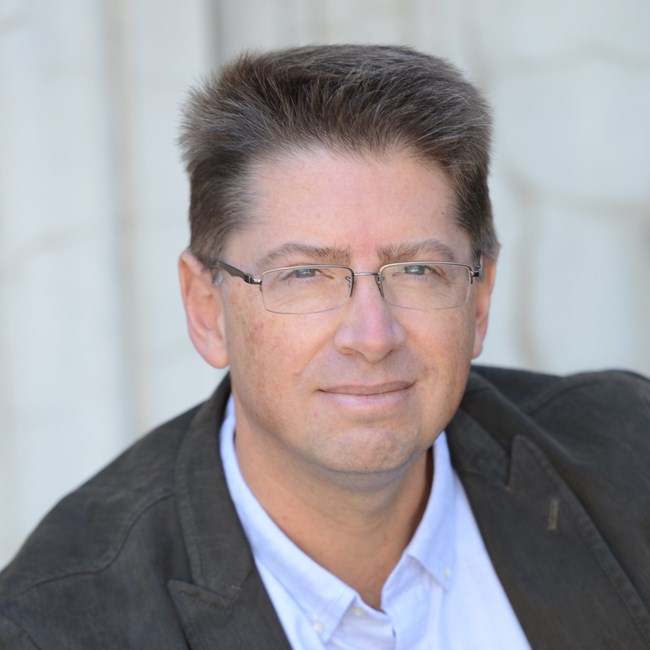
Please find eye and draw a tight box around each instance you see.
[290,267,319,279]
[389,263,452,285]
[402,264,431,276]
[275,266,332,283]
[400,264,448,279]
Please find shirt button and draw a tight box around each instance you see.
[444,566,452,580]
[350,606,365,617]
[313,620,324,635]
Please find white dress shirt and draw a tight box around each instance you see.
[220,396,531,649]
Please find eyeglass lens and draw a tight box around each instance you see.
[260,263,472,314]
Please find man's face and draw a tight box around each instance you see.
[183,148,495,483]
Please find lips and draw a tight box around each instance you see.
[320,381,413,396]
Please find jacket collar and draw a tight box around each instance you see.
[167,370,650,649]
[167,376,291,649]
[448,371,650,648]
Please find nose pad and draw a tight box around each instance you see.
[374,273,384,297]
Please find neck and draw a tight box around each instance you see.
[236,435,433,609]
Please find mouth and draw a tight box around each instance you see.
[321,381,413,397]
[317,381,415,413]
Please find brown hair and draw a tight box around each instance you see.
[179,44,498,266]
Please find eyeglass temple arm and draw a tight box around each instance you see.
[212,261,262,285]
[471,258,483,281]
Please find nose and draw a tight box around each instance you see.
[333,273,406,363]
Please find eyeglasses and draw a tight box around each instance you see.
[211,260,482,314]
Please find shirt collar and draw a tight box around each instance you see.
[400,429,456,591]
[220,395,457,641]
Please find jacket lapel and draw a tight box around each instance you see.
[168,577,291,650]
[167,378,291,649]
[448,405,650,649]
[165,371,650,648]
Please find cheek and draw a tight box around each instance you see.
[230,312,272,381]
[226,307,325,390]
[451,300,478,354]
[410,309,476,376]
[429,313,476,411]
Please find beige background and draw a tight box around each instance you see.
[1,0,649,567]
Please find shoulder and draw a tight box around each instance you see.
[458,364,650,509]
[452,367,650,628]
[462,365,650,454]
[0,403,201,600]
[464,365,650,433]
[0,377,234,646]
[467,364,650,409]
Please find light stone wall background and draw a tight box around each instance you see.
[1,0,648,567]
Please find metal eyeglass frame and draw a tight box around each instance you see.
[210,259,482,312]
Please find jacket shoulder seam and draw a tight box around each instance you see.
[0,491,176,603]
[0,611,42,649]
[523,371,648,416]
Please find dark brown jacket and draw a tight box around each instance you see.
[1,367,649,649]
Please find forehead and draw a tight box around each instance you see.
[225,147,472,265]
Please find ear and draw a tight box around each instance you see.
[471,255,497,360]
[178,251,229,369]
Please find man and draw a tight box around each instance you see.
[1,45,649,649]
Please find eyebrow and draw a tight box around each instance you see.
[259,242,351,268]
[257,237,461,269]
[376,239,460,264]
